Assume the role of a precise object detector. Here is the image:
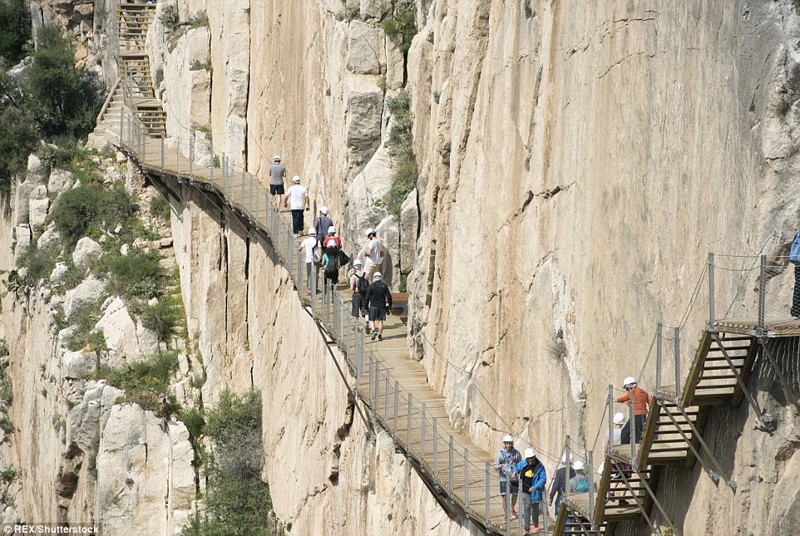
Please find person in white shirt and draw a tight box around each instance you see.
[283,175,308,236]
[362,227,385,282]
[297,227,318,291]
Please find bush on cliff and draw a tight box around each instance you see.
[0,0,31,65]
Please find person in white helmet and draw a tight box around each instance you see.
[493,435,521,519]
[283,175,308,237]
[268,155,286,205]
[313,206,333,247]
[364,272,392,340]
[512,448,546,534]
[567,461,589,495]
[297,227,318,291]
[362,227,385,282]
[605,412,625,452]
[615,377,652,444]
[322,226,343,293]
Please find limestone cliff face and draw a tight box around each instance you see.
[153,0,800,534]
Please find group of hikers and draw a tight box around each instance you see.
[270,155,394,341]
[493,377,651,534]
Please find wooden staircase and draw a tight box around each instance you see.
[114,2,165,137]
[117,2,156,53]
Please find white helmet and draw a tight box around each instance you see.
[373,272,382,281]
[613,412,625,425]
[327,226,336,234]
[308,227,316,236]
[292,175,301,183]
[273,155,281,162]
[320,206,329,214]
[353,259,363,267]
[524,448,535,459]
[502,434,513,443]
[573,461,585,471]
[622,376,637,388]
[366,227,375,237]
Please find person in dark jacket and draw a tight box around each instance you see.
[513,449,547,534]
[548,455,576,517]
[313,207,333,247]
[364,272,391,341]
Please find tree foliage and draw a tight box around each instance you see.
[27,25,102,138]
[0,0,31,65]
[184,390,282,536]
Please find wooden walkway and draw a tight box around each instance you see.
[99,86,547,535]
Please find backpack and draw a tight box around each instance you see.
[575,479,589,493]
[312,246,323,266]
[324,253,339,276]
[339,250,350,267]
[791,231,800,266]
[356,273,368,297]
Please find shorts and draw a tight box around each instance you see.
[499,480,519,496]
[369,306,387,322]
[270,184,284,195]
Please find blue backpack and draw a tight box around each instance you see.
[791,231,800,266]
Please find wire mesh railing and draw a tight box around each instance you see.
[116,105,535,535]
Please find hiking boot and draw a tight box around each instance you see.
[523,530,530,536]
[377,334,383,341]
[371,331,378,341]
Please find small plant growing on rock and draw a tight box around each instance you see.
[383,0,416,54]
[384,90,418,216]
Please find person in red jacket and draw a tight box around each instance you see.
[615,376,651,444]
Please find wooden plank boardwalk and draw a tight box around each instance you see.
[101,111,555,534]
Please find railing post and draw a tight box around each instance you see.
[384,371,390,424]
[209,139,214,183]
[367,353,374,404]
[241,169,246,211]
[587,450,595,529]
[758,254,766,330]
[287,227,293,275]
[607,385,613,455]
[420,404,426,460]
[393,381,399,435]
[463,448,469,511]
[119,106,123,143]
[565,435,571,506]
[160,135,164,177]
[674,327,682,404]
[629,389,636,466]
[708,252,715,329]
[407,393,413,452]
[432,417,438,475]
[176,135,181,175]
[448,435,453,495]
[297,249,303,296]
[221,154,227,192]
[311,257,317,314]
[485,461,490,525]
[656,323,662,391]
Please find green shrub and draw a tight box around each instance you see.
[50,185,104,247]
[160,4,180,32]
[64,300,106,352]
[107,248,163,300]
[0,369,12,405]
[17,241,59,289]
[0,466,17,484]
[382,0,416,54]
[384,90,418,216]
[98,351,178,414]
[140,295,182,342]
[37,144,74,171]
[0,92,37,190]
[181,408,205,441]
[188,11,209,28]
[149,196,171,221]
[0,0,31,65]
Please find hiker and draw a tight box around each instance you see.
[322,226,342,250]
[313,207,333,247]
[268,155,286,205]
[349,259,369,329]
[283,175,308,237]
[493,435,521,519]
[513,448,546,534]
[568,461,589,494]
[364,272,392,341]
[548,454,576,516]
[604,412,625,453]
[615,377,652,444]
[362,228,385,282]
[298,227,318,291]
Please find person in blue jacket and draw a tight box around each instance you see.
[513,448,547,534]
